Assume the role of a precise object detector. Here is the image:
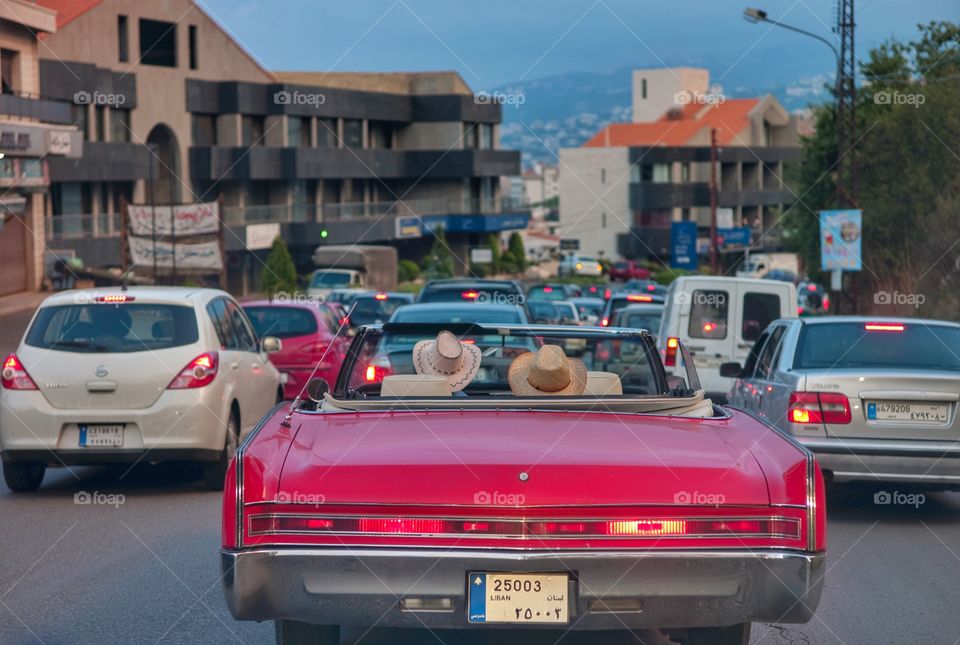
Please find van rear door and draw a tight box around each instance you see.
[677,280,733,396]
[736,281,796,364]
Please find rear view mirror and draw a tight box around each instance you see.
[306,378,329,402]
[261,336,282,353]
[720,362,743,378]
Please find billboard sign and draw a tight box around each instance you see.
[670,221,698,270]
[820,209,862,271]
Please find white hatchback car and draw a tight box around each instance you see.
[0,287,283,492]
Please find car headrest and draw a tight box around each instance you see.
[380,374,451,397]
[152,320,174,339]
[583,371,623,396]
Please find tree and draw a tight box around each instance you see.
[261,236,298,297]
[783,21,960,314]
[398,259,421,282]
[501,231,527,273]
[421,226,455,279]
[486,233,502,274]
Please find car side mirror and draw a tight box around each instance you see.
[261,336,282,353]
[719,362,743,378]
[306,377,329,402]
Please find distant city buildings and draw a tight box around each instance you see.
[559,67,804,262]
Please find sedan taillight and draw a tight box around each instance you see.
[1,354,38,390]
[664,337,679,367]
[789,391,851,424]
[168,352,219,389]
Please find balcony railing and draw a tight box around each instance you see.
[0,90,73,124]
[47,197,531,239]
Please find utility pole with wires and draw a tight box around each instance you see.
[709,128,719,275]
[834,0,857,205]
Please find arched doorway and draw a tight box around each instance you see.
[146,124,181,204]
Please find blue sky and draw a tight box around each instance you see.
[200,0,957,89]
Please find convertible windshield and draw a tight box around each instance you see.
[336,324,664,397]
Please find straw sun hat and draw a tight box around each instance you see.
[508,345,587,396]
[413,330,482,392]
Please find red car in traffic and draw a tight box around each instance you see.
[242,300,350,400]
[609,260,651,281]
[221,323,825,645]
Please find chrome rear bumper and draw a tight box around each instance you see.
[800,437,960,484]
[221,547,824,629]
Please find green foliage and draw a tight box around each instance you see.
[421,226,456,279]
[783,21,960,313]
[501,232,527,273]
[261,236,298,296]
[398,259,421,283]
[486,233,502,273]
[395,281,423,296]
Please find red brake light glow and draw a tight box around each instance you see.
[542,287,553,293]
[461,291,479,300]
[167,352,219,389]
[647,284,656,292]
[374,293,388,300]
[95,294,135,303]
[807,284,817,291]
[789,391,851,424]
[703,322,716,333]
[626,294,653,302]
[865,323,904,332]
[1,354,38,390]
[664,336,679,367]
[600,317,609,327]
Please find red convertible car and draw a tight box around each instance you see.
[221,323,825,645]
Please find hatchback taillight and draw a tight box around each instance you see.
[789,391,851,424]
[1,354,38,390]
[168,352,219,389]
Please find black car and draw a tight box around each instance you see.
[346,292,414,327]
[600,292,666,326]
[416,279,530,317]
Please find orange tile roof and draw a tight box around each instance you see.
[34,0,105,29]
[584,97,761,148]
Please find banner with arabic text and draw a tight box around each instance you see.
[129,236,223,270]
[128,201,220,237]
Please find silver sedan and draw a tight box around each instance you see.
[723,316,960,487]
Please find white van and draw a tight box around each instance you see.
[657,276,797,401]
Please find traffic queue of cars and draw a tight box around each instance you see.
[3,272,957,643]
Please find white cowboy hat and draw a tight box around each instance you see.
[412,330,482,392]
[508,345,587,396]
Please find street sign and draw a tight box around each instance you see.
[717,208,735,229]
[671,221,698,271]
[820,209,862,271]
[559,239,579,251]
[470,248,494,264]
[717,226,751,248]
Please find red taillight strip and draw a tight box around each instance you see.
[248,514,802,541]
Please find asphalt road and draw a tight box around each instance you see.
[2,309,959,645]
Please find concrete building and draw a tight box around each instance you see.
[523,163,559,225]
[559,67,802,262]
[0,0,80,295]
[34,0,526,292]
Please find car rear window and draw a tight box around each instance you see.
[688,290,728,339]
[794,322,960,371]
[244,306,318,339]
[620,312,662,331]
[528,286,565,301]
[310,271,352,287]
[26,303,199,353]
[350,297,407,325]
[392,307,522,324]
[419,287,520,304]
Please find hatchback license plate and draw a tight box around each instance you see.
[867,402,948,423]
[80,425,123,447]
[468,573,569,624]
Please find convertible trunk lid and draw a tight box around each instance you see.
[279,410,771,506]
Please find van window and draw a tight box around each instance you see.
[742,292,781,341]
[688,290,728,339]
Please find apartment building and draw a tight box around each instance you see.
[0,0,80,295]
[35,0,525,292]
[559,67,802,263]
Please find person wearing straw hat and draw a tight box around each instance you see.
[508,344,588,396]
[413,330,482,393]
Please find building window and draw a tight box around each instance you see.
[188,25,198,70]
[139,19,177,67]
[368,121,393,149]
[641,78,647,99]
[639,164,671,183]
[1,49,18,94]
[21,158,43,178]
[191,114,217,146]
[118,15,129,63]
[316,118,336,147]
[0,157,14,178]
[601,169,606,184]
[681,162,690,182]
[479,123,494,150]
[287,117,309,147]
[343,119,362,148]
[95,106,107,142]
[71,104,89,141]
[242,115,265,147]
[464,122,480,148]
[111,109,131,143]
